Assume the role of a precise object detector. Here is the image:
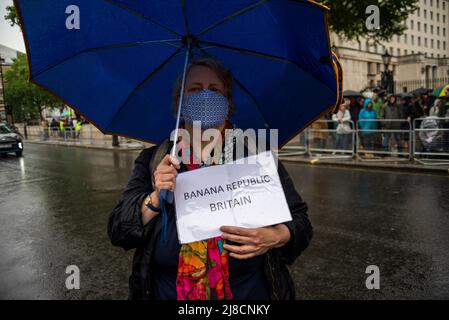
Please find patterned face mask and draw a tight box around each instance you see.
[181,89,229,129]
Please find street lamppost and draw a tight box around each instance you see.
[381,50,394,94]
[0,55,6,123]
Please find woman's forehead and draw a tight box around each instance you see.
[187,65,223,86]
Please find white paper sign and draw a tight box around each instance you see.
[174,151,292,244]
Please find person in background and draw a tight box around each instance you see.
[372,92,383,118]
[429,99,443,117]
[50,118,58,137]
[412,95,428,128]
[59,118,65,137]
[358,99,378,157]
[332,99,352,153]
[75,120,82,139]
[380,95,405,155]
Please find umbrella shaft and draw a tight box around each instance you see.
[172,45,191,157]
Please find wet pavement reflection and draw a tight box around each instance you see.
[0,144,448,299]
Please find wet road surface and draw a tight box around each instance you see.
[0,143,448,299]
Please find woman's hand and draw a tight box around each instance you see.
[153,154,180,196]
[220,224,291,260]
[141,155,180,226]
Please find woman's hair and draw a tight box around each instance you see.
[434,99,442,107]
[172,58,236,120]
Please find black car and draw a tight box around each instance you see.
[0,123,24,157]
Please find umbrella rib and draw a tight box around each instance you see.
[199,40,294,65]
[105,48,183,131]
[196,47,271,129]
[103,0,182,36]
[196,0,270,37]
[31,39,181,81]
[181,0,191,35]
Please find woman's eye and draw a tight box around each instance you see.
[189,87,200,93]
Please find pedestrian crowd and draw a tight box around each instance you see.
[311,86,449,157]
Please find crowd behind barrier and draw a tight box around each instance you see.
[280,116,449,165]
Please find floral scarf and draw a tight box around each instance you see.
[175,136,234,300]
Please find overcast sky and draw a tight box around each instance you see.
[0,0,25,52]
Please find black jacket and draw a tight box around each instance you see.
[108,146,313,300]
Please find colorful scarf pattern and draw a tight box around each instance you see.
[175,146,233,300]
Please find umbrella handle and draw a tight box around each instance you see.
[159,188,174,204]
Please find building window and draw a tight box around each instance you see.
[438,40,441,49]
[418,22,421,31]
[437,26,440,35]
[436,13,439,21]
[444,28,446,37]
[367,62,374,75]
[437,0,439,8]
[405,49,408,55]
[417,8,420,17]
[444,15,446,23]
[431,25,434,34]
[443,2,446,10]
[431,39,434,48]
[424,23,427,33]
[418,36,421,46]
[444,42,447,50]
[425,38,428,47]
[397,48,401,56]
[431,11,434,20]
[424,10,427,19]
[411,20,414,30]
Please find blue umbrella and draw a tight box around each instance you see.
[15,0,342,148]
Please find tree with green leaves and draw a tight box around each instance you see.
[4,54,61,122]
[4,5,19,26]
[323,0,418,43]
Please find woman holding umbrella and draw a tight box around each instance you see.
[108,58,313,300]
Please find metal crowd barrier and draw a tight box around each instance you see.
[413,117,449,165]
[32,125,131,146]
[356,119,412,161]
[307,120,355,159]
[278,130,308,156]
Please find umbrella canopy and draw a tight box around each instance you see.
[410,87,431,96]
[397,92,414,99]
[432,84,449,97]
[343,90,363,98]
[15,0,341,147]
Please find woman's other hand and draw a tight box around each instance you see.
[220,224,291,260]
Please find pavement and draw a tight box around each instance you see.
[1,143,448,299]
